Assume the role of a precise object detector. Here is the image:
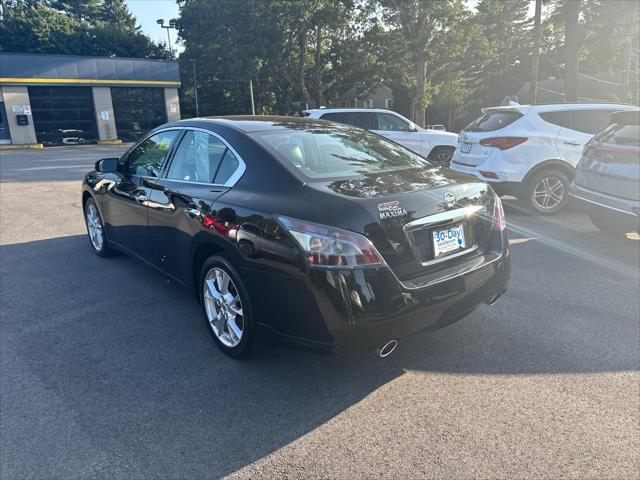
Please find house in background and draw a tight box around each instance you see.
[331,84,394,109]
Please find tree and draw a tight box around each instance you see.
[0,0,169,59]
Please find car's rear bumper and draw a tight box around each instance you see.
[450,153,527,184]
[243,233,511,355]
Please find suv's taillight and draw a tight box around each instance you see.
[480,137,528,150]
[277,216,385,268]
[491,195,506,231]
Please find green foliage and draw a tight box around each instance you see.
[0,0,169,58]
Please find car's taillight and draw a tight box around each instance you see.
[277,216,385,268]
[491,195,506,231]
[480,137,528,150]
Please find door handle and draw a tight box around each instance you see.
[185,207,202,219]
[134,192,148,203]
[563,140,581,146]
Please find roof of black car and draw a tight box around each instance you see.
[165,115,332,133]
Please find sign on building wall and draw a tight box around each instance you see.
[11,106,23,113]
[22,105,31,115]
[170,104,177,113]
[101,111,110,121]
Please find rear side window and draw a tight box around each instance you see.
[320,112,377,130]
[539,111,573,129]
[570,109,616,135]
[465,111,522,132]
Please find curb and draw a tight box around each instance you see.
[0,144,44,150]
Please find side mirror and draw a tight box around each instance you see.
[408,122,418,132]
[95,157,119,173]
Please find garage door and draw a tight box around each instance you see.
[111,87,167,142]
[28,86,98,146]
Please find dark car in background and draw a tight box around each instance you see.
[570,109,640,235]
[81,117,510,359]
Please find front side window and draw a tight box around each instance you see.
[124,130,179,177]
[376,113,411,131]
[253,124,431,180]
[167,130,241,184]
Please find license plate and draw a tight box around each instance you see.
[461,142,472,153]
[432,223,466,258]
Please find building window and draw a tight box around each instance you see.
[365,99,373,109]
[384,98,394,109]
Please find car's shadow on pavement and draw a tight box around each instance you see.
[1,235,638,477]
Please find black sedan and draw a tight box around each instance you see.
[82,117,510,358]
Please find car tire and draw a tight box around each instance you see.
[199,256,260,359]
[84,197,115,257]
[525,169,570,215]
[428,146,455,167]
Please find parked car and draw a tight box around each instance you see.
[570,109,640,234]
[82,116,510,359]
[450,103,637,214]
[304,108,458,166]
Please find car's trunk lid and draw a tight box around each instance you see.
[302,167,495,280]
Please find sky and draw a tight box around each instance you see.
[125,0,182,52]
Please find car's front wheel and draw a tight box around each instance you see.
[84,197,115,256]
[200,256,259,358]
[525,169,570,214]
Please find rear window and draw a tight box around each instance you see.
[539,111,573,129]
[465,111,522,132]
[571,109,616,135]
[252,125,431,180]
[597,124,640,147]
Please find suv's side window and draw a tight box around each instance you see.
[570,110,615,135]
[124,130,179,177]
[539,111,573,129]
[376,113,411,131]
[320,112,376,130]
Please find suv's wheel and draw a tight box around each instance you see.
[200,256,259,359]
[84,197,115,256]
[525,169,570,214]
[428,146,455,167]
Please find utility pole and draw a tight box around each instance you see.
[189,59,199,117]
[623,39,632,102]
[564,1,581,102]
[530,0,543,105]
[249,80,256,115]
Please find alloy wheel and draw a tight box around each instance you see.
[203,268,244,348]
[532,175,565,210]
[86,203,104,251]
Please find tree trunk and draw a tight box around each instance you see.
[298,27,310,110]
[314,24,323,108]
[564,0,581,102]
[414,53,426,127]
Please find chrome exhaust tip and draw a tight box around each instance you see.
[376,339,398,358]
[486,293,502,306]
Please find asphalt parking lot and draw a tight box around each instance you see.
[1,145,639,479]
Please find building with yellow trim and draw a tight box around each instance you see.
[0,52,181,147]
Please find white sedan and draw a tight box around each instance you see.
[304,108,458,165]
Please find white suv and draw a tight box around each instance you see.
[450,103,637,214]
[304,108,458,165]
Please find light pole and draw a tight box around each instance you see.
[189,59,199,117]
[156,18,177,57]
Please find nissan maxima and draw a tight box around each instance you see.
[82,117,510,358]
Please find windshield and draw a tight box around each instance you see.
[252,125,432,180]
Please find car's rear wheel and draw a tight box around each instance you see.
[428,146,455,167]
[200,256,259,358]
[525,169,570,215]
[84,197,115,256]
